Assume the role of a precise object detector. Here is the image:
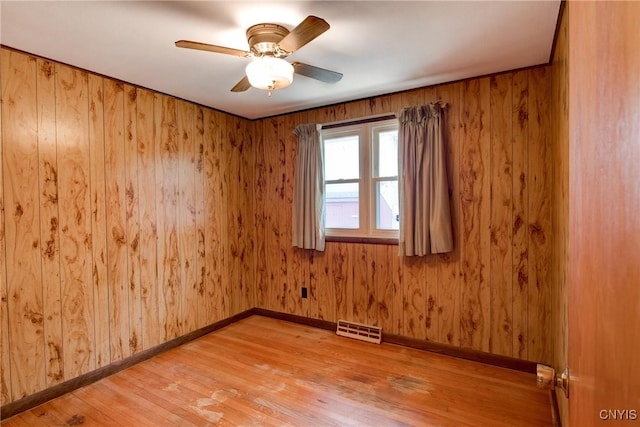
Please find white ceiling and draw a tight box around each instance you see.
[1,1,560,120]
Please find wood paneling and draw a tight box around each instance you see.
[193,106,207,329]
[124,84,143,355]
[460,77,492,352]
[88,74,110,368]
[177,100,197,334]
[136,88,160,350]
[202,109,224,323]
[36,58,64,387]
[104,79,130,362]
[511,70,530,360]
[255,67,554,363]
[1,50,46,399]
[527,66,553,364]
[55,63,95,379]
[155,94,181,341]
[489,73,513,357]
[1,41,562,406]
[0,47,254,405]
[0,51,9,406]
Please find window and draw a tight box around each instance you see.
[322,119,399,240]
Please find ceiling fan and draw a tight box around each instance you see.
[175,16,343,95]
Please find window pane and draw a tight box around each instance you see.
[326,182,359,229]
[376,180,399,230]
[376,130,398,178]
[324,135,359,180]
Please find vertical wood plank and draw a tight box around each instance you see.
[527,67,553,364]
[264,118,282,312]
[366,244,378,326]
[391,244,404,335]
[274,116,290,314]
[0,51,11,405]
[218,113,232,318]
[2,50,46,399]
[344,244,355,323]
[222,115,236,317]
[154,94,181,341]
[226,115,246,316]
[375,245,394,332]
[240,119,255,311]
[176,100,197,333]
[223,115,237,316]
[489,74,514,356]
[402,256,426,339]
[284,114,304,316]
[312,248,334,322]
[36,58,64,386]
[55,64,96,378]
[424,255,439,342]
[307,248,318,319]
[329,243,349,322]
[124,85,142,354]
[253,119,267,310]
[104,79,130,361]
[511,71,530,360]
[436,82,462,346]
[460,77,491,352]
[194,107,207,329]
[87,74,110,367]
[352,244,368,324]
[203,109,223,323]
[136,88,159,349]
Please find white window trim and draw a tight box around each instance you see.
[322,118,398,240]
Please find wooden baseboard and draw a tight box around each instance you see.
[254,308,538,374]
[382,333,538,374]
[0,308,256,420]
[252,308,336,331]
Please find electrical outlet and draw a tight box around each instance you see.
[301,287,308,298]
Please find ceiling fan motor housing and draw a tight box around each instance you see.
[246,23,290,56]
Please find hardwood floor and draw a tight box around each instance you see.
[2,316,552,426]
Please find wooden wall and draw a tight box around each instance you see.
[0,47,254,405]
[1,37,568,406]
[254,66,556,364]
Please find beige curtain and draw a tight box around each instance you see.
[292,124,325,251]
[398,103,453,256]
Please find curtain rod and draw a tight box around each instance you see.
[321,113,396,130]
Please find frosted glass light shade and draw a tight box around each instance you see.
[245,57,294,91]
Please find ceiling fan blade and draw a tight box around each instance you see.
[175,40,251,58]
[292,62,343,84]
[278,16,330,53]
[231,76,251,92]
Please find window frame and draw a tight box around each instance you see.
[322,118,399,242]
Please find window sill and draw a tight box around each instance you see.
[325,235,399,245]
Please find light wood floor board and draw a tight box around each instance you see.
[1,316,552,426]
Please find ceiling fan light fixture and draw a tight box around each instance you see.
[245,56,294,92]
